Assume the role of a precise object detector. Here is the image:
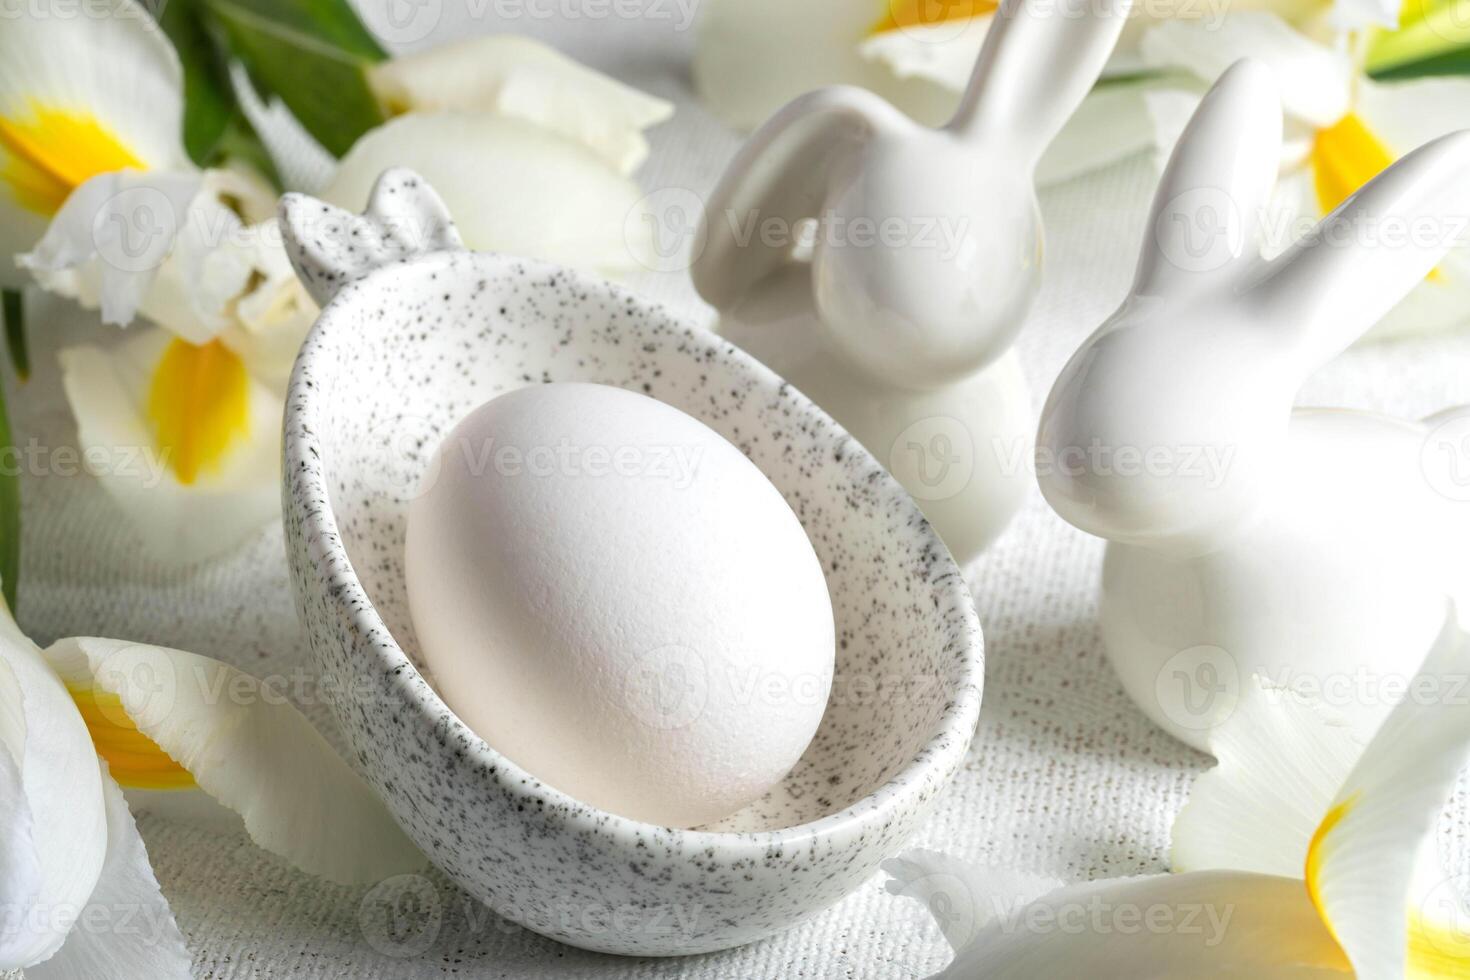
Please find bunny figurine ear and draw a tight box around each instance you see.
[690,87,914,312]
[950,0,1132,164]
[1133,59,1470,363]
[1258,129,1470,364]
[280,168,463,307]
[1133,59,1283,300]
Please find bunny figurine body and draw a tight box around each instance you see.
[692,0,1130,563]
[1038,60,1470,750]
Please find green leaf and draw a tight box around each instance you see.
[0,369,19,614]
[1368,46,1470,79]
[157,0,235,166]
[202,0,388,157]
[2,291,26,384]
[152,0,283,188]
[226,0,386,59]
[1093,69,1169,89]
[1366,0,1470,77]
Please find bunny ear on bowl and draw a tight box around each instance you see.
[279,168,464,307]
[690,86,914,312]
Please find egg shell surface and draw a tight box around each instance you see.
[405,382,836,828]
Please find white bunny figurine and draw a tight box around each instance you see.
[1037,59,1470,750]
[691,0,1130,564]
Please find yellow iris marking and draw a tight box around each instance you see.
[1304,794,1356,943]
[870,0,998,34]
[1312,113,1395,217]
[146,338,251,486]
[1313,113,1443,283]
[1408,909,1470,977]
[0,101,144,215]
[69,685,194,791]
[1306,795,1470,976]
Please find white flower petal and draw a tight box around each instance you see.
[58,329,282,565]
[0,745,41,958]
[910,870,1350,977]
[327,112,651,276]
[25,763,191,980]
[857,15,993,94]
[1306,612,1470,980]
[138,173,264,345]
[1368,248,1470,340]
[693,0,961,128]
[1319,77,1470,341]
[1138,14,1353,128]
[1171,677,1362,878]
[21,168,281,347]
[217,238,318,394]
[0,0,189,285]
[0,602,106,969]
[229,221,313,329]
[18,170,202,328]
[0,657,42,965]
[1359,76,1470,155]
[368,35,673,175]
[883,849,1062,953]
[0,649,25,770]
[49,637,426,886]
[1329,0,1401,31]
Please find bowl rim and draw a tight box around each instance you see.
[284,248,984,851]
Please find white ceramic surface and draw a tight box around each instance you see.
[1037,60,1470,750]
[691,0,1130,563]
[277,169,984,955]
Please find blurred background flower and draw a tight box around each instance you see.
[0,0,671,573]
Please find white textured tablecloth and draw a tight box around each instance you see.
[10,3,1470,977]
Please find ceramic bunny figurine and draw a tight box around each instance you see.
[1038,60,1470,750]
[691,0,1130,564]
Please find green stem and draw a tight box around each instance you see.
[3,290,27,382]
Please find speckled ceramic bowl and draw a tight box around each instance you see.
[278,170,984,956]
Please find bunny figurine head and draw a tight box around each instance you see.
[1041,60,1470,551]
[693,0,1131,392]
[1038,59,1470,748]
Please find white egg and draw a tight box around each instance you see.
[405,383,835,828]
